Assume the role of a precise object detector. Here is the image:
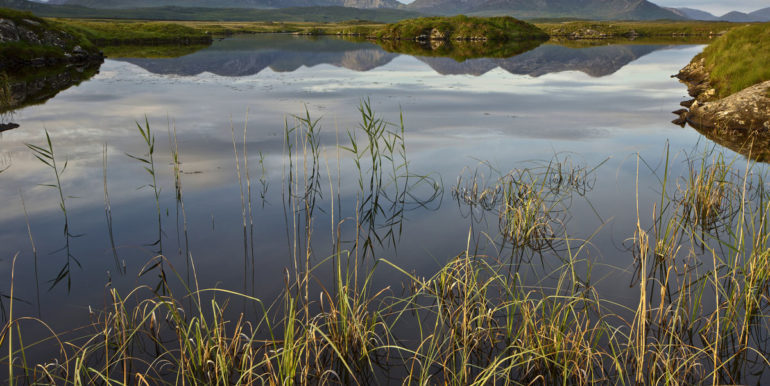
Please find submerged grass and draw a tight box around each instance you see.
[2,107,770,384]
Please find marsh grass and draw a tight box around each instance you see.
[3,107,770,384]
[126,118,167,293]
[103,145,123,276]
[678,151,737,232]
[453,155,601,257]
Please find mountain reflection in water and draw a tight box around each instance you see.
[114,34,672,79]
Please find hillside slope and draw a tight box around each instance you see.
[54,0,403,9]
[407,0,683,20]
[0,1,420,22]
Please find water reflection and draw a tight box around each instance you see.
[112,35,672,79]
[690,125,770,163]
[418,44,672,77]
[0,62,101,120]
[0,40,745,377]
[115,35,399,76]
[375,38,545,61]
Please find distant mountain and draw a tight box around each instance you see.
[751,7,770,20]
[719,11,755,22]
[666,7,718,21]
[667,6,770,22]
[0,0,419,21]
[405,0,684,20]
[57,0,402,9]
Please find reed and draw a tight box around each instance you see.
[103,145,123,275]
[126,118,168,292]
[26,131,80,291]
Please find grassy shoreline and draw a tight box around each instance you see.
[693,22,770,98]
[537,20,742,39]
[49,17,755,42]
[53,19,212,46]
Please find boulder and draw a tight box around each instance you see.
[677,57,770,131]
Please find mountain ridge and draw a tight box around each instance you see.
[667,6,770,22]
[39,0,404,9]
[405,0,684,20]
[16,0,686,20]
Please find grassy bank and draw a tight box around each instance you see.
[1,104,769,384]
[29,17,753,45]
[0,8,99,66]
[537,20,742,38]
[0,8,211,62]
[695,22,770,98]
[169,20,385,37]
[52,19,212,45]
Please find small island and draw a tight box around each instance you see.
[366,15,549,61]
[374,15,549,42]
[675,23,770,131]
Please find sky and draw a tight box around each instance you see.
[394,0,768,15]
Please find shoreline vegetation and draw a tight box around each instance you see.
[1,5,760,63]
[53,19,212,46]
[4,8,754,66]
[2,104,770,384]
[0,8,102,71]
[50,17,754,62]
[675,22,770,131]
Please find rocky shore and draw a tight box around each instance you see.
[675,57,770,131]
[0,12,103,72]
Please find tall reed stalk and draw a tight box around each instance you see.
[26,131,79,291]
[127,118,167,292]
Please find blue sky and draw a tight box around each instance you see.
[394,0,768,15]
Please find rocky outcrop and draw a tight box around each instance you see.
[675,57,770,131]
[0,13,102,72]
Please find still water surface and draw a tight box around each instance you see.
[0,35,753,346]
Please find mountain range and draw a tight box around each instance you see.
[18,0,686,19]
[10,0,770,21]
[667,6,770,22]
[27,0,403,9]
[406,0,682,20]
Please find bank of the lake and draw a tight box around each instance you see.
[676,22,770,131]
[54,19,213,46]
[0,8,101,71]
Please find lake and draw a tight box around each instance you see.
[2,34,768,383]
